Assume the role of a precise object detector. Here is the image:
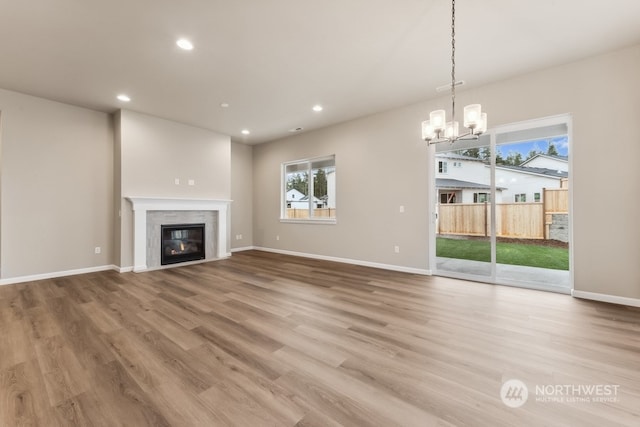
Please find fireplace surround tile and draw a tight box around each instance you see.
[127,197,231,272]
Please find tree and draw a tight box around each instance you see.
[456,147,491,162]
[313,168,328,198]
[547,142,559,156]
[459,148,480,158]
[286,172,308,194]
[526,149,541,160]
[504,151,523,166]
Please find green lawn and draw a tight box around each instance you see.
[436,237,569,270]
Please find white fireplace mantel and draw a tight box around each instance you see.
[127,197,232,272]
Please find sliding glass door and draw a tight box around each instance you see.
[431,115,572,293]
[434,138,492,281]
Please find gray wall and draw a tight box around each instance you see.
[116,110,231,268]
[253,44,640,300]
[1,44,638,302]
[231,142,253,249]
[0,88,114,278]
[253,109,429,270]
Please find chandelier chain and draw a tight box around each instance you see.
[451,0,456,125]
[421,0,486,145]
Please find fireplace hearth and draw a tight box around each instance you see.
[161,223,205,265]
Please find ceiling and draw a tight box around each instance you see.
[1,1,639,144]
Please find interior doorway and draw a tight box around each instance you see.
[429,115,572,293]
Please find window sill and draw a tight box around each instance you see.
[280,218,337,225]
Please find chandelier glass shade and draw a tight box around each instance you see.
[422,0,487,144]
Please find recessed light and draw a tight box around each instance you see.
[220,103,230,108]
[176,39,194,50]
[312,105,323,112]
[241,129,250,135]
[117,94,131,102]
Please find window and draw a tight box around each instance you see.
[534,192,541,202]
[283,155,336,221]
[453,161,462,168]
[438,161,448,174]
[440,192,456,204]
[515,193,526,202]
[474,192,489,203]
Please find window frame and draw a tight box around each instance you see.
[474,192,489,203]
[438,161,448,174]
[281,155,336,224]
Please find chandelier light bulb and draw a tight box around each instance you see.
[464,104,482,128]
[478,113,488,134]
[422,120,436,141]
[445,121,459,139]
[430,110,446,132]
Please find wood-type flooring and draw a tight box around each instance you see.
[0,250,639,426]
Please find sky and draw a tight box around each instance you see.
[497,136,569,159]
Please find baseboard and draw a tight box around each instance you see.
[0,248,430,286]
[0,264,121,286]
[231,246,256,253]
[254,246,431,275]
[572,290,640,308]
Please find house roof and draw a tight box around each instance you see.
[520,154,569,166]
[435,153,487,162]
[494,164,568,178]
[436,178,503,191]
[299,196,321,202]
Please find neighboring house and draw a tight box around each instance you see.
[435,153,568,204]
[494,164,567,203]
[286,188,324,209]
[326,169,336,208]
[520,154,568,172]
[436,178,504,204]
[436,153,499,203]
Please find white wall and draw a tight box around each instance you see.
[0,88,113,278]
[116,110,231,268]
[524,156,568,172]
[231,142,253,249]
[494,168,561,203]
[253,44,640,300]
[436,156,487,183]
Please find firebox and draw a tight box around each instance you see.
[161,223,205,265]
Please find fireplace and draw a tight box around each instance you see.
[161,223,205,265]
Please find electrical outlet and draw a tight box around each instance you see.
[276,235,280,241]
[174,178,180,185]
[188,179,195,186]
[394,245,400,253]
[235,234,243,240]
[94,247,101,254]
[399,205,405,213]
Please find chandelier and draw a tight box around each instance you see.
[422,0,487,144]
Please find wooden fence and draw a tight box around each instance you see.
[438,188,568,239]
[285,208,335,219]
